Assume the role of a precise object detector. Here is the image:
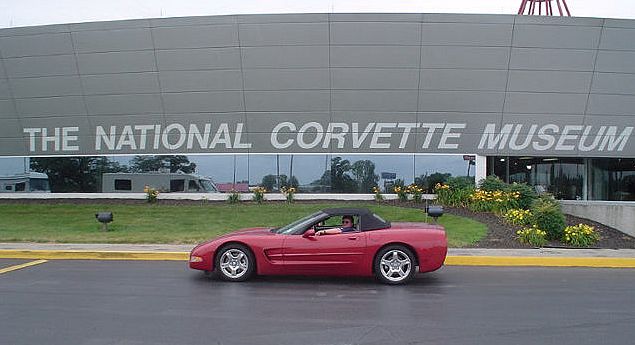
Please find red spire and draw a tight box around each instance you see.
[518,0,571,16]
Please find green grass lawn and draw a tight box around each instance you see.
[0,202,487,247]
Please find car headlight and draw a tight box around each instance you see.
[190,255,203,263]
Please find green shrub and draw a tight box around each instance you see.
[508,182,537,209]
[143,185,159,203]
[503,208,533,226]
[446,176,475,190]
[372,186,384,202]
[478,175,507,192]
[517,225,548,247]
[563,224,600,247]
[531,199,566,240]
[533,193,560,208]
[281,186,296,204]
[393,185,409,202]
[407,184,424,203]
[252,187,266,204]
[469,189,521,213]
[227,191,241,204]
[434,183,474,207]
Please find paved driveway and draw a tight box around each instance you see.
[1,259,634,345]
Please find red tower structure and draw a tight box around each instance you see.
[518,0,571,16]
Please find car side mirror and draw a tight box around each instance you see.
[303,229,316,238]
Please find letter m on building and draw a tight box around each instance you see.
[478,124,514,150]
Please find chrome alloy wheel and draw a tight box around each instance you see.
[219,248,249,279]
[379,249,412,283]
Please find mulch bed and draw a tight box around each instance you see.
[2,198,634,249]
[381,200,635,249]
[445,206,635,249]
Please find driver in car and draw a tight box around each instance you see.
[315,215,356,236]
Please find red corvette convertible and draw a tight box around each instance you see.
[189,207,447,284]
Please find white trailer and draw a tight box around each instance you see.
[102,172,218,193]
[0,172,50,193]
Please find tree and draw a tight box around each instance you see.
[351,160,379,193]
[261,174,278,191]
[130,155,196,173]
[287,176,299,189]
[415,172,451,192]
[30,157,127,192]
[308,170,331,192]
[260,174,298,191]
[330,157,357,193]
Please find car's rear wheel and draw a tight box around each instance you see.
[374,245,416,284]
[215,244,255,282]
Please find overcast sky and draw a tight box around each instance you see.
[1,0,635,28]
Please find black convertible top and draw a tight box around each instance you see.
[322,208,391,231]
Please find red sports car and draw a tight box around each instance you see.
[189,207,447,284]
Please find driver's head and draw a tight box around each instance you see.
[341,215,354,227]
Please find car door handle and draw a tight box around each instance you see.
[348,236,358,240]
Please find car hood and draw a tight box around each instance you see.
[217,227,273,238]
[208,227,272,241]
[192,227,273,252]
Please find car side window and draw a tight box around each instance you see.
[316,215,360,232]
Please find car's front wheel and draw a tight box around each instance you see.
[374,245,417,284]
[215,244,255,282]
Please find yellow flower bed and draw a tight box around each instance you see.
[563,223,600,247]
[503,208,532,226]
[516,225,548,247]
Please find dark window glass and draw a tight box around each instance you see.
[589,158,635,201]
[30,178,50,191]
[15,182,26,192]
[491,156,509,183]
[5,185,12,191]
[170,179,185,192]
[505,157,584,200]
[114,179,132,191]
[188,180,200,191]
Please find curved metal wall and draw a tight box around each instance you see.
[1,13,635,157]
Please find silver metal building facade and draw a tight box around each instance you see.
[1,13,635,201]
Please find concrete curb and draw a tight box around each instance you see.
[0,250,188,261]
[444,256,635,268]
[2,250,635,268]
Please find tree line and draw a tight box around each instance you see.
[30,155,195,192]
[30,155,458,193]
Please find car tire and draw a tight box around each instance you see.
[215,244,255,282]
[374,245,417,285]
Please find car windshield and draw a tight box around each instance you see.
[271,211,325,235]
[199,179,217,192]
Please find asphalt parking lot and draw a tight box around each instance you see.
[1,259,634,345]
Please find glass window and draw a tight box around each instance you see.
[29,178,50,191]
[199,179,217,192]
[5,185,13,191]
[491,156,509,183]
[273,212,325,235]
[170,179,185,192]
[114,179,132,191]
[188,180,200,192]
[497,157,584,200]
[589,158,635,201]
[15,182,26,192]
[336,155,411,193]
[415,155,466,192]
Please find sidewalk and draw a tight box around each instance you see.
[1,242,635,257]
[1,242,634,267]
